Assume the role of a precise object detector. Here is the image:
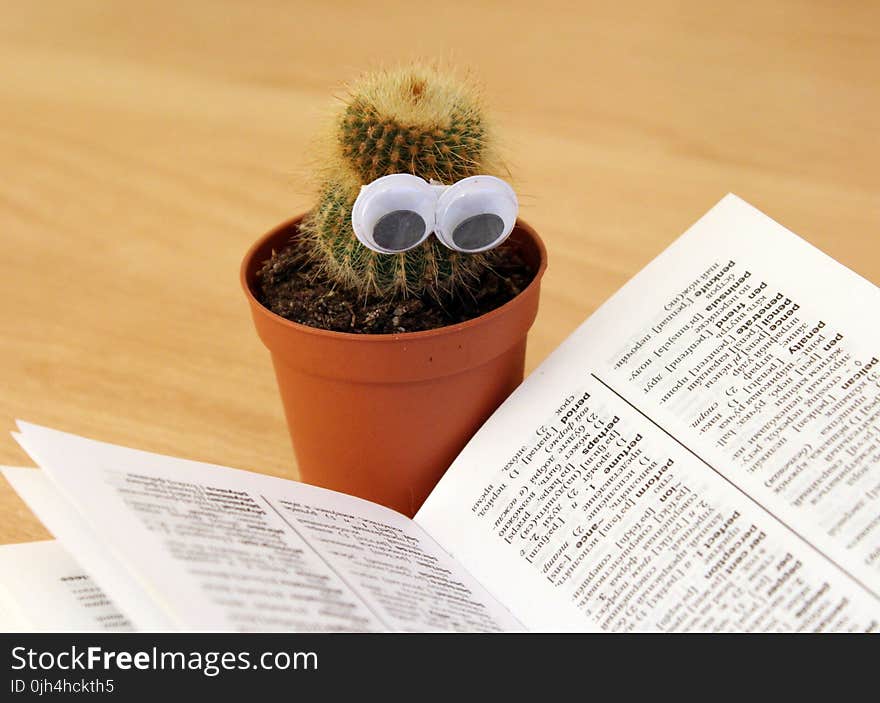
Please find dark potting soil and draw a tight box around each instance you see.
[256,243,535,334]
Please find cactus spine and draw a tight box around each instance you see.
[301,64,505,299]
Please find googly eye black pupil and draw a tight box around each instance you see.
[373,210,426,251]
[452,213,505,252]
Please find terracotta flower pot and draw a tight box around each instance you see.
[241,215,547,516]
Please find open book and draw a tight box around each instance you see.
[3,194,878,632]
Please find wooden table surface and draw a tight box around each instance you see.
[1,1,878,544]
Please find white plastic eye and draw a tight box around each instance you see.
[351,173,436,253]
[433,176,518,253]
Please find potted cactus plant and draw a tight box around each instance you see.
[241,64,546,516]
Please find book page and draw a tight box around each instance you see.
[0,539,132,632]
[417,194,880,632]
[10,423,521,632]
[2,466,177,631]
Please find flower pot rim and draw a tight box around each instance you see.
[241,213,548,344]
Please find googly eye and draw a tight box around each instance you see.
[433,176,518,253]
[351,174,436,253]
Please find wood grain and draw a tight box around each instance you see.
[1,0,878,544]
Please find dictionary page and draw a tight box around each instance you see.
[2,466,176,631]
[417,194,880,632]
[10,423,521,632]
[0,539,132,632]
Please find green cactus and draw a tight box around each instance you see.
[300,63,507,299]
[339,99,487,185]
